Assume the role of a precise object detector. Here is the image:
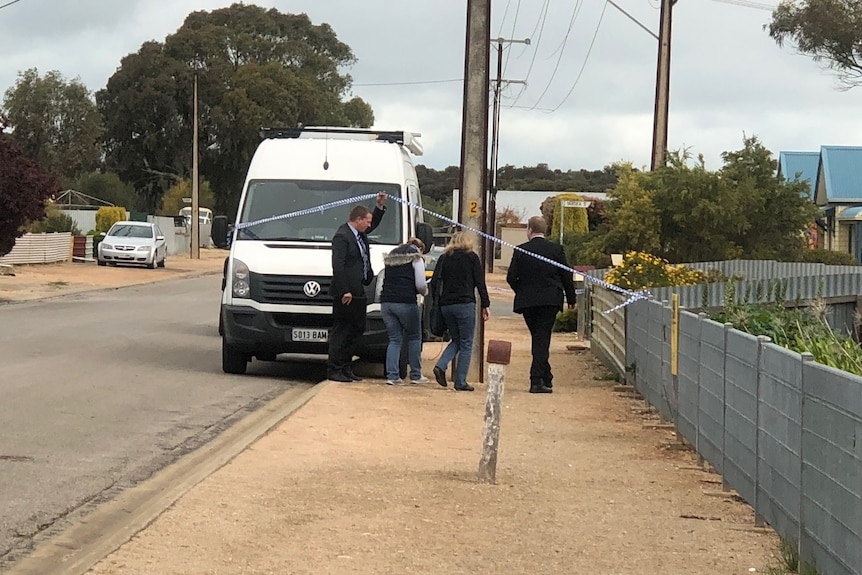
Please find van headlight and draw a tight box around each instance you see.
[232,259,251,298]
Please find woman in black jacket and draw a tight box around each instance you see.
[428,231,490,391]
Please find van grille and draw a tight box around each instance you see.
[249,273,333,306]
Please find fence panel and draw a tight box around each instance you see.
[697,319,726,473]
[675,311,701,445]
[589,287,627,376]
[0,233,71,265]
[722,329,760,506]
[756,343,803,541]
[800,362,862,575]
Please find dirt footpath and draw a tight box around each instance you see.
[0,248,226,303]
[85,312,779,574]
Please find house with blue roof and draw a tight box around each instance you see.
[778,151,820,201]
[813,145,862,262]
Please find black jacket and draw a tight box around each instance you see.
[430,249,490,308]
[506,236,576,313]
[330,206,385,298]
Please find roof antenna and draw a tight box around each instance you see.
[323,128,330,170]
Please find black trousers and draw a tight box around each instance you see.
[327,296,367,375]
[522,305,559,385]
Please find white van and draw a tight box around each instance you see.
[180,206,214,226]
[220,127,433,374]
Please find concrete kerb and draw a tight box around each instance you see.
[5,381,329,575]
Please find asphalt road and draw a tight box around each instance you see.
[0,275,325,568]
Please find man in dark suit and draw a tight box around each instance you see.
[327,192,387,382]
[506,215,576,394]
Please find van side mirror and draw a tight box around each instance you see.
[156,235,165,241]
[416,222,433,254]
[212,215,229,249]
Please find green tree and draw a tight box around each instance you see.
[97,4,372,215]
[768,0,862,88]
[73,172,138,211]
[720,136,819,260]
[161,178,216,216]
[2,69,103,187]
[0,127,59,256]
[576,139,818,267]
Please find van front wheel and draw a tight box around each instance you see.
[222,339,248,374]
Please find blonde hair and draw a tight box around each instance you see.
[406,237,425,253]
[444,231,475,254]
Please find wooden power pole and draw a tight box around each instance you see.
[191,73,200,259]
[650,0,675,170]
[458,0,492,383]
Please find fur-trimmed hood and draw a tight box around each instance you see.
[383,246,422,267]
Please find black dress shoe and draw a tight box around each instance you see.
[454,384,475,392]
[328,372,353,383]
[432,365,448,387]
[343,368,363,381]
[529,384,553,394]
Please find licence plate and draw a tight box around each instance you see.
[291,328,328,342]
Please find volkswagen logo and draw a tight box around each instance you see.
[303,280,322,298]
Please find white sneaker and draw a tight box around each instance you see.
[410,376,430,384]
[386,378,405,386]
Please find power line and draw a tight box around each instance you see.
[0,0,23,10]
[508,0,550,107]
[497,0,513,36]
[502,0,521,76]
[523,0,587,111]
[546,0,609,113]
[711,0,775,9]
[352,78,463,87]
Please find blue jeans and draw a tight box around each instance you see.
[381,302,423,380]
[435,302,476,389]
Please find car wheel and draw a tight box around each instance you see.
[158,255,166,268]
[218,312,224,336]
[97,258,106,267]
[222,338,248,374]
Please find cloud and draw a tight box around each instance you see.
[1,0,862,173]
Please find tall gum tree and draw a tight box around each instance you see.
[768,0,862,88]
[97,3,373,215]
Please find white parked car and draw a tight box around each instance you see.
[97,222,167,269]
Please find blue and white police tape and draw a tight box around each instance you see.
[381,194,651,313]
[233,192,650,313]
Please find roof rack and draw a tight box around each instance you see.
[259,126,423,156]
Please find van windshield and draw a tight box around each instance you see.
[237,180,401,244]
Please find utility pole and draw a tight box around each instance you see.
[458,0,491,383]
[650,0,676,170]
[486,37,529,274]
[191,73,200,259]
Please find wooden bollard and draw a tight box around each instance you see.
[477,339,512,484]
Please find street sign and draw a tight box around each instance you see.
[562,200,591,208]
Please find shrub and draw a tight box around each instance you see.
[553,306,578,332]
[794,248,856,266]
[29,206,81,235]
[605,251,706,290]
[95,206,126,233]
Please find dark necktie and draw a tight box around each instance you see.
[357,236,369,278]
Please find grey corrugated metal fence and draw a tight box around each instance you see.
[625,298,862,575]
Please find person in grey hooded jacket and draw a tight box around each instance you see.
[380,238,429,385]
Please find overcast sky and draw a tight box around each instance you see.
[1,0,860,173]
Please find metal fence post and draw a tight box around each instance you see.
[722,322,733,492]
[754,334,771,527]
[798,352,814,563]
[696,312,706,467]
